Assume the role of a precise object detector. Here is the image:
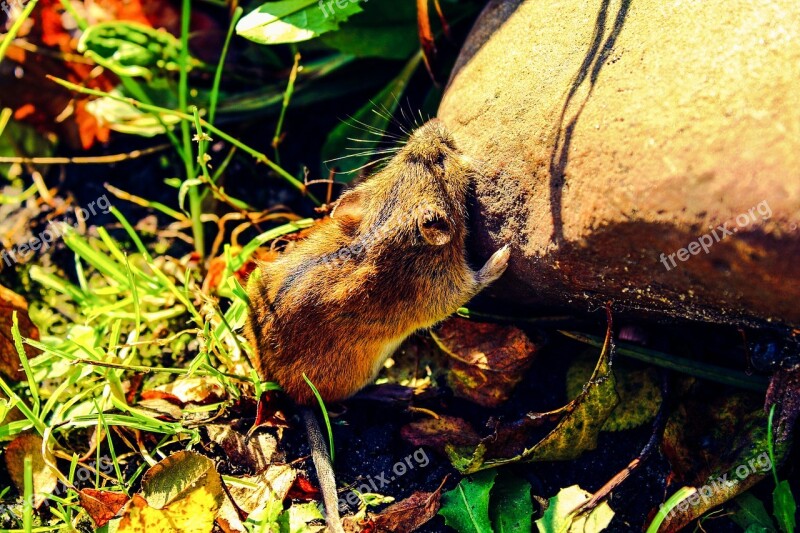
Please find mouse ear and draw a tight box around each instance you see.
[331,188,364,235]
[417,206,452,246]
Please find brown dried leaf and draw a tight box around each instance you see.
[5,434,58,508]
[134,398,182,421]
[434,318,539,407]
[400,415,481,455]
[226,464,296,514]
[0,284,40,381]
[287,474,321,501]
[205,424,277,473]
[248,390,291,435]
[148,376,226,405]
[79,488,129,528]
[371,483,445,533]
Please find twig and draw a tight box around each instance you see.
[0,144,171,164]
[575,371,671,515]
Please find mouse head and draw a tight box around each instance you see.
[331,119,473,256]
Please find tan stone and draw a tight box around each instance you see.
[438,0,800,326]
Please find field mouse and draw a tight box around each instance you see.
[245,118,510,531]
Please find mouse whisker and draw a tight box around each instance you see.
[325,149,398,164]
[346,137,390,143]
[346,117,406,141]
[337,155,393,175]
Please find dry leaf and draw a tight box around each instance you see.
[227,464,296,514]
[145,376,226,406]
[434,318,539,407]
[5,434,58,508]
[118,452,224,533]
[0,284,40,381]
[79,488,129,528]
[371,485,444,533]
[205,424,277,473]
[400,415,481,455]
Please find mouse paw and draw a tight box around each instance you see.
[476,244,510,287]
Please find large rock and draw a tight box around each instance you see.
[438,0,800,326]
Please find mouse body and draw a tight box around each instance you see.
[246,119,510,405]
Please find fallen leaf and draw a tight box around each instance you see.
[0,284,40,381]
[438,469,496,533]
[117,452,224,533]
[140,451,224,510]
[657,405,781,532]
[5,434,58,508]
[216,492,247,533]
[226,464,296,514]
[205,424,278,473]
[372,482,445,533]
[445,321,620,473]
[491,472,533,533]
[118,492,219,533]
[146,376,226,405]
[134,398,182,421]
[400,415,481,456]
[566,349,661,431]
[287,474,321,501]
[535,485,614,533]
[248,390,291,435]
[79,488,130,528]
[433,318,540,407]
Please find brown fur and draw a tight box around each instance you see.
[246,119,509,405]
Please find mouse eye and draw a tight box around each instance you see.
[434,153,446,170]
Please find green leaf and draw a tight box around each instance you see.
[78,22,187,79]
[535,485,614,533]
[439,469,497,533]
[237,0,363,45]
[140,451,223,510]
[490,472,533,533]
[321,51,422,179]
[319,0,417,59]
[773,480,797,533]
[566,350,661,431]
[731,492,776,532]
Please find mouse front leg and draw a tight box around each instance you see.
[474,244,511,290]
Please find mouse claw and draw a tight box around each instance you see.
[476,244,511,287]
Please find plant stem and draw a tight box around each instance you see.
[0,0,39,64]
[47,76,321,205]
[559,330,769,391]
[209,7,242,126]
[178,0,205,261]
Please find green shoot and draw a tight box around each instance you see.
[303,373,335,464]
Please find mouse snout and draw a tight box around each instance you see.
[405,119,457,166]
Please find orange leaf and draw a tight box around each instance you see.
[79,488,130,528]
